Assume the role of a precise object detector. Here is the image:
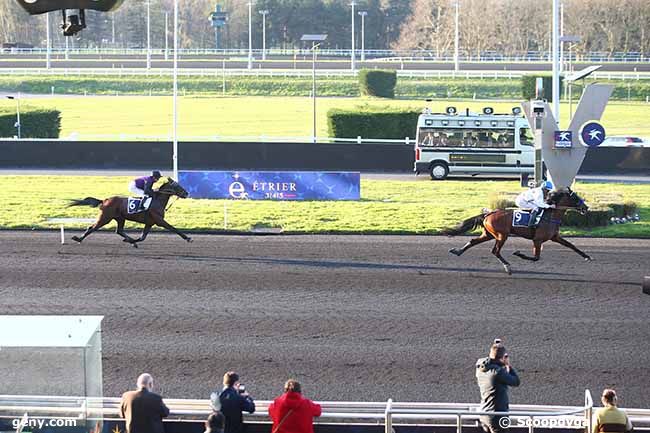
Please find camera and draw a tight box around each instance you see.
[532,100,546,118]
[493,338,502,345]
[238,385,246,394]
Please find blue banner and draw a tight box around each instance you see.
[179,171,360,201]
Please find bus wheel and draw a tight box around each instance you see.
[430,162,449,180]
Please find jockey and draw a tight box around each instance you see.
[515,180,556,227]
[129,170,162,211]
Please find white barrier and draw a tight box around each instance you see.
[46,218,96,244]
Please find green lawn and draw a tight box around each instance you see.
[1,176,648,237]
[0,96,648,139]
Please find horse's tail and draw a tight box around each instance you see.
[441,213,486,236]
[68,197,103,208]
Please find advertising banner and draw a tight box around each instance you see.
[179,171,360,201]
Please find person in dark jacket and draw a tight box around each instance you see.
[268,379,321,433]
[476,342,520,433]
[216,371,255,433]
[119,373,170,433]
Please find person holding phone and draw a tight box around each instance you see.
[475,340,520,433]
[212,371,255,433]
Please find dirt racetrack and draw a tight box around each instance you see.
[1,231,649,408]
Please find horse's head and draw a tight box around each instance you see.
[547,188,588,215]
[157,178,189,198]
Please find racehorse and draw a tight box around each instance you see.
[442,189,590,274]
[68,178,192,247]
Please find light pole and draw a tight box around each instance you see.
[6,94,21,139]
[146,0,151,69]
[552,0,560,125]
[259,10,269,61]
[45,13,51,69]
[164,12,169,60]
[173,0,179,179]
[358,11,367,62]
[247,1,253,69]
[559,1,564,73]
[112,12,116,46]
[350,1,356,70]
[301,34,328,144]
[454,0,460,72]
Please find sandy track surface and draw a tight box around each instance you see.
[0,231,648,408]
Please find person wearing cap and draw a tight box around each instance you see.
[476,342,520,433]
[128,170,162,212]
[593,389,633,433]
[514,180,556,228]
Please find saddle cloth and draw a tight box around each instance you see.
[512,210,532,227]
[127,197,152,214]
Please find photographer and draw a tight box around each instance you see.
[212,371,255,433]
[476,340,520,433]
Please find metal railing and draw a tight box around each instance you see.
[0,67,648,80]
[2,390,650,432]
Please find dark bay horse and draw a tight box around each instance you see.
[68,178,192,247]
[443,189,590,274]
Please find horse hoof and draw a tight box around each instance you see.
[585,256,592,262]
[449,248,461,257]
[71,236,82,243]
[512,250,520,256]
[186,237,193,243]
[132,243,139,249]
[123,238,132,243]
[504,265,512,275]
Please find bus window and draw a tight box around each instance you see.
[519,128,534,146]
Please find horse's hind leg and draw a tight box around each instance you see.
[71,214,112,243]
[513,240,543,261]
[115,218,138,246]
[551,235,592,261]
[449,229,494,256]
[133,224,153,244]
[491,236,512,274]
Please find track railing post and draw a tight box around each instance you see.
[385,398,393,433]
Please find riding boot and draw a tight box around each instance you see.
[528,209,538,228]
[139,195,149,212]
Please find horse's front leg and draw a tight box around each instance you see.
[156,219,193,243]
[71,215,112,243]
[513,240,543,261]
[551,235,592,261]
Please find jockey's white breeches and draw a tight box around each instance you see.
[515,197,537,210]
[128,181,146,196]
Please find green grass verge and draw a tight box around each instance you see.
[0,96,648,139]
[1,176,648,237]
[1,75,649,100]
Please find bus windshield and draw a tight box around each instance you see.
[418,128,515,149]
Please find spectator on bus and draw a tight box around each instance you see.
[593,389,633,433]
[476,341,520,433]
[268,379,321,433]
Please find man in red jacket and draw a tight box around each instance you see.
[268,379,321,433]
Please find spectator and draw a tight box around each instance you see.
[593,389,633,433]
[476,341,520,433]
[268,379,321,433]
[119,373,170,433]
[214,371,255,433]
[205,412,226,433]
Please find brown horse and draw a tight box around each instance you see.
[68,178,192,247]
[443,189,591,274]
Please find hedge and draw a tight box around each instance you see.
[327,106,420,139]
[358,69,397,98]
[522,74,564,102]
[0,106,60,138]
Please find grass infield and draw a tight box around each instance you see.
[1,176,648,237]
[0,97,649,139]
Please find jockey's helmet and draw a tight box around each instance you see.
[152,170,162,179]
[541,180,554,190]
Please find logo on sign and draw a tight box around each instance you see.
[580,122,606,147]
[554,130,572,148]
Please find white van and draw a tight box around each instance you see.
[414,106,534,180]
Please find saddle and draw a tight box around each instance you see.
[512,209,544,228]
[127,197,152,214]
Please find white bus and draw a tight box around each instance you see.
[414,106,534,180]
